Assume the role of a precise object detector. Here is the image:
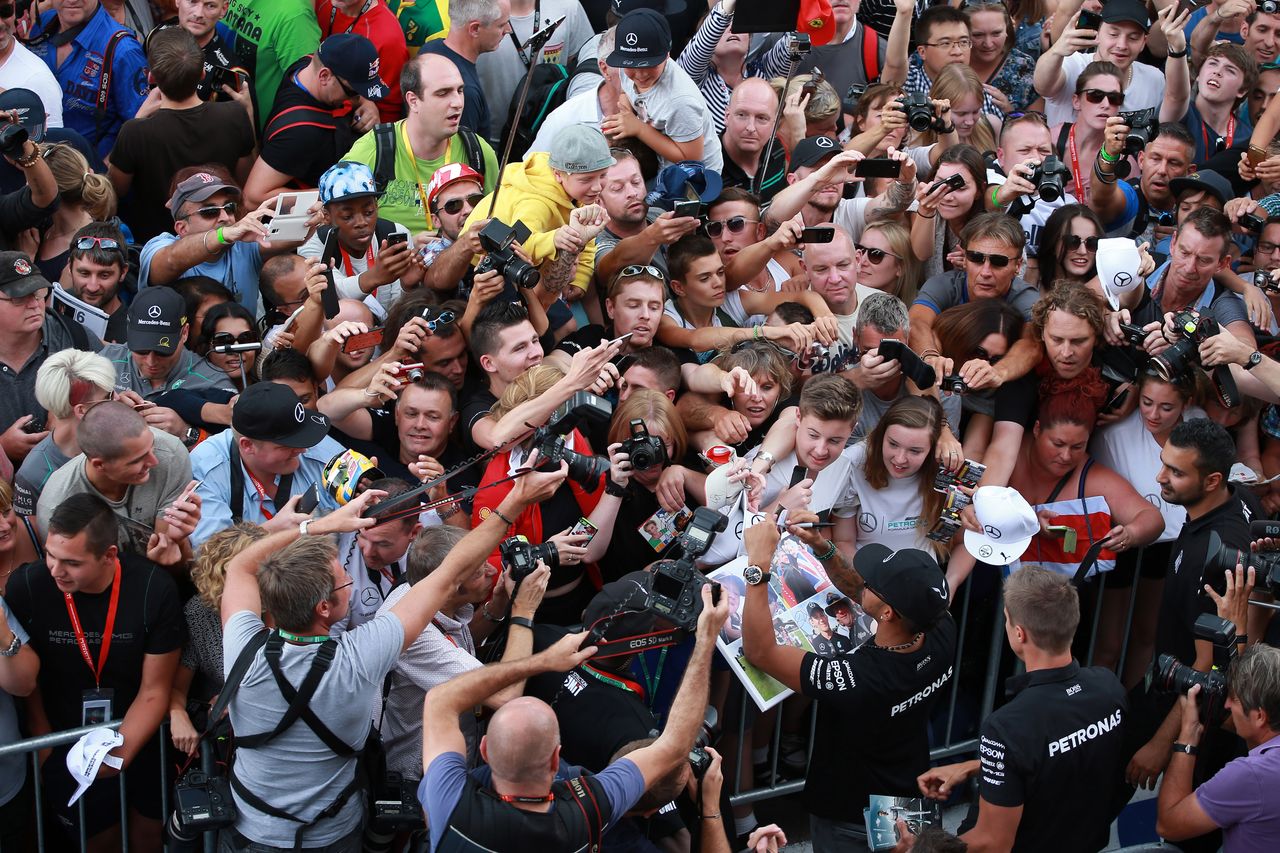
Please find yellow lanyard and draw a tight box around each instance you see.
[401,122,435,229]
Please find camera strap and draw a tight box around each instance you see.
[174,628,271,778]
[588,627,684,660]
[235,633,355,754]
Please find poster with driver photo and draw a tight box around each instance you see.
[638,505,691,551]
[710,535,873,711]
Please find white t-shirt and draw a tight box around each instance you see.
[620,59,723,173]
[986,166,1079,257]
[298,223,412,320]
[838,441,934,553]
[0,42,63,129]
[528,85,605,154]
[1044,52,1164,128]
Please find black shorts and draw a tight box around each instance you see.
[42,735,166,840]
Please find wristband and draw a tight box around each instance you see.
[481,602,507,623]
[1167,47,1189,58]
[753,324,762,340]
[937,124,956,134]
[1098,147,1119,164]
[817,539,838,561]
[990,187,1005,209]
[1093,161,1118,184]
[492,508,516,527]
[700,814,722,820]
[1237,634,1249,645]
[509,616,534,630]
[605,479,628,498]
[299,519,313,536]
[216,226,229,245]
[1172,742,1199,756]
[438,505,461,520]
[918,211,936,219]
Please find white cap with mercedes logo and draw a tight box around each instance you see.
[963,486,1040,565]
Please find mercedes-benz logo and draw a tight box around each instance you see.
[625,32,638,46]
[294,403,305,423]
[816,136,834,148]
[984,524,1002,539]
[147,305,162,318]
[1113,272,1133,288]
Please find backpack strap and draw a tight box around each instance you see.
[204,628,269,736]
[373,121,398,193]
[457,127,486,180]
[1056,122,1072,158]
[95,30,133,137]
[861,24,880,84]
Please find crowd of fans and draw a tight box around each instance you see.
[2,0,1280,851]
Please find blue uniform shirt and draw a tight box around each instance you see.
[29,4,149,157]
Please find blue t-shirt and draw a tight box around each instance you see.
[1183,8,1246,46]
[420,753,646,852]
[418,40,491,142]
[139,233,264,313]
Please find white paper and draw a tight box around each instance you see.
[50,284,108,339]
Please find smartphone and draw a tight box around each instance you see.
[798,226,836,244]
[673,199,702,218]
[930,173,965,194]
[854,157,902,179]
[178,479,204,503]
[21,416,45,434]
[1046,525,1078,554]
[342,328,384,352]
[568,517,599,545]
[298,484,320,515]
[1076,9,1102,30]
[1178,0,1207,12]
[265,190,319,242]
[384,232,408,247]
[320,229,340,319]
[608,332,635,347]
[1248,145,1269,166]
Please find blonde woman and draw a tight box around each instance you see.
[856,220,921,304]
[917,64,1000,155]
[19,143,116,281]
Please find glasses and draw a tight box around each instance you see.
[974,346,1004,365]
[0,288,49,304]
[854,244,901,264]
[616,264,666,282]
[924,38,971,50]
[183,201,237,220]
[323,65,359,100]
[74,235,124,253]
[423,308,456,332]
[702,216,759,238]
[1005,110,1049,128]
[332,579,354,595]
[965,250,1013,268]
[1080,89,1124,106]
[1257,240,1280,255]
[209,331,258,348]
[439,192,483,216]
[1063,235,1100,252]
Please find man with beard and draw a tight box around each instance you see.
[718,79,788,203]
[174,0,251,106]
[63,222,129,342]
[593,149,700,287]
[420,163,486,297]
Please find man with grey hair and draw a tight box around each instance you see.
[420,0,513,142]
[35,401,200,566]
[219,453,570,851]
[376,526,550,785]
[852,292,961,439]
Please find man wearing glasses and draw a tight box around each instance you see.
[63,221,130,342]
[902,5,1000,118]
[245,33,389,207]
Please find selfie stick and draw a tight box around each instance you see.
[754,34,807,197]
[486,16,567,219]
[211,341,262,388]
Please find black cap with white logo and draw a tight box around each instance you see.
[127,288,187,355]
[787,135,840,173]
[606,9,672,68]
[853,544,950,629]
[232,383,331,448]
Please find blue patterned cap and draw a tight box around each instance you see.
[319,161,381,205]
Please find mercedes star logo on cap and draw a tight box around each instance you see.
[294,403,306,423]
[626,32,638,45]
[984,524,1002,539]
[148,305,162,318]
[816,137,835,148]
[1114,272,1132,287]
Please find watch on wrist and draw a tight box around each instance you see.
[743,564,771,586]
[1172,741,1199,756]
[1245,351,1263,370]
[0,632,20,657]
[299,519,313,536]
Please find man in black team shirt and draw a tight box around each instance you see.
[5,493,182,851]
[918,567,1128,853]
[740,519,955,851]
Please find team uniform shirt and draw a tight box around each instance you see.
[1196,731,1280,852]
[855,381,961,444]
[838,441,935,553]
[331,530,404,635]
[385,0,448,54]
[195,22,243,102]
[419,39,489,141]
[299,221,413,318]
[28,4,148,157]
[800,616,957,819]
[189,429,347,548]
[12,435,72,518]
[138,235,264,313]
[0,41,64,128]
[225,0,321,133]
[99,343,236,400]
[978,661,1128,853]
[619,59,723,173]
[1044,53,1164,128]
[915,270,1040,321]
[316,0,409,124]
[718,142,789,204]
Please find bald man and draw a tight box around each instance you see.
[421,585,730,851]
[720,78,788,202]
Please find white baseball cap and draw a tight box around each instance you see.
[66,728,124,806]
[963,486,1039,565]
[1096,238,1142,310]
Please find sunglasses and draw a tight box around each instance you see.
[1080,88,1124,106]
[74,235,123,252]
[617,264,666,282]
[332,579,354,595]
[854,243,901,264]
[423,308,456,332]
[703,216,758,238]
[439,192,484,216]
[0,288,48,304]
[209,331,258,348]
[183,201,237,220]
[324,66,359,100]
[1064,235,1100,252]
[965,250,1013,268]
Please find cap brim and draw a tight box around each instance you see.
[270,411,331,449]
[606,50,666,68]
[1,273,51,299]
[963,529,1034,565]
[852,542,895,589]
[127,330,181,356]
[824,600,851,616]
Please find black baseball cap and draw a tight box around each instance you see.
[806,601,825,618]
[1101,0,1151,31]
[823,590,852,616]
[1168,170,1233,207]
[787,135,841,173]
[0,251,50,298]
[853,544,950,630]
[317,33,390,100]
[232,382,331,448]
[127,287,187,355]
[0,88,46,143]
[607,9,672,69]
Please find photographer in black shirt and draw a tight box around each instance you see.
[918,567,1127,853]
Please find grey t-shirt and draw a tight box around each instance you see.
[620,60,723,173]
[35,427,192,556]
[12,434,72,517]
[0,598,29,807]
[224,609,404,847]
[99,343,235,399]
[914,270,1040,320]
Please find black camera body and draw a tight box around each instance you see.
[1150,310,1240,408]
[0,123,28,160]
[1150,614,1237,727]
[787,32,812,58]
[531,392,613,490]
[1120,108,1158,157]
[1240,212,1268,234]
[475,219,540,289]
[940,374,968,394]
[898,92,941,133]
[688,707,719,780]
[168,771,236,848]
[930,172,965,194]
[647,557,716,632]
[1207,530,1280,598]
[1118,322,1149,349]
[620,419,667,471]
[205,63,240,95]
[499,534,560,582]
[1031,156,1073,203]
[373,772,425,829]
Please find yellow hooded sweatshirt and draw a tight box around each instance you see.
[462,152,595,294]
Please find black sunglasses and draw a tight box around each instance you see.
[854,243,900,264]
[209,331,258,347]
[439,192,484,216]
[1064,235,1099,252]
[183,201,237,220]
[1081,88,1124,106]
[703,216,758,238]
[965,250,1013,268]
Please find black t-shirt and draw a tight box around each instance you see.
[978,662,1128,853]
[716,140,788,204]
[1156,485,1260,665]
[260,58,356,188]
[526,662,657,772]
[600,482,678,582]
[460,386,498,454]
[103,303,127,344]
[800,615,957,819]
[811,632,852,656]
[5,556,184,732]
[197,29,245,102]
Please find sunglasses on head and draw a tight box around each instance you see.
[617,264,665,282]
[438,192,484,216]
[703,216,758,238]
[209,331,258,348]
[184,201,237,220]
[965,250,1013,268]
[1080,88,1124,106]
[74,236,123,253]
[1064,235,1099,252]
[854,243,900,264]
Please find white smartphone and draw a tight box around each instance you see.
[266,191,319,241]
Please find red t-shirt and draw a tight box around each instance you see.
[315,0,410,122]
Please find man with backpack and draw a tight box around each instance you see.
[419,0,513,143]
[341,52,499,236]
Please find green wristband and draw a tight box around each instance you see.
[1099,147,1119,164]
[216,226,229,245]
[990,186,1005,209]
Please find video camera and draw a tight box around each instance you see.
[1205,529,1280,598]
[620,419,668,471]
[1151,310,1240,408]
[642,507,727,631]
[532,392,613,491]
[475,219,540,289]
[1148,613,1237,727]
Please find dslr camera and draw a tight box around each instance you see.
[620,419,668,471]
[1031,156,1073,203]
[499,534,560,582]
[940,374,968,394]
[474,219,540,289]
[897,92,943,133]
[531,391,613,490]
[688,707,719,780]
[1205,530,1280,598]
[167,771,236,851]
[1151,310,1240,407]
[372,772,424,829]
[1119,108,1158,157]
[644,507,727,630]
[1149,613,1237,727]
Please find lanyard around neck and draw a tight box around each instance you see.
[63,557,123,689]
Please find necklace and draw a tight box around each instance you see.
[874,632,923,652]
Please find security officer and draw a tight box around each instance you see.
[28,0,149,157]
[918,567,1128,853]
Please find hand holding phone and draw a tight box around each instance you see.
[798,226,835,244]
